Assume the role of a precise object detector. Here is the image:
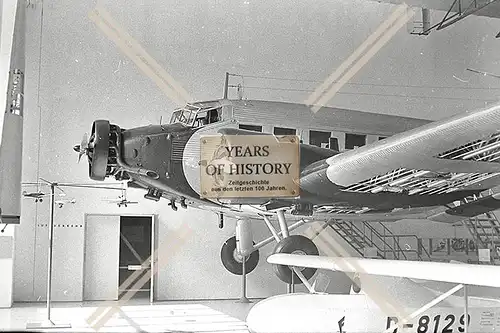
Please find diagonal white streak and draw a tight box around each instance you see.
[305,4,408,106]
[305,222,463,333]
[384,284,464,333]
[89,6,192,106]
[87,224,192,331]
[311,7,414,113]
[304,222,411,321]
[120,232,144,263]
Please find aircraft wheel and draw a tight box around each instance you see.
[352,275,361,293]
[220,236,259,275]
[273,235,319,284]
[89,120,110,181]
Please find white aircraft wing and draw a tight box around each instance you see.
[268,253,500,288]
[371,0,500,19]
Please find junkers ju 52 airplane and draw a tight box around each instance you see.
[74,98,500,284]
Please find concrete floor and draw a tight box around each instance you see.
[0,299,259,332]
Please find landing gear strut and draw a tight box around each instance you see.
[273,235,319,284]
[219,210,320,287]
[272,210,319,285]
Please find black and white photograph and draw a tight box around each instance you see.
[2,0,500,332]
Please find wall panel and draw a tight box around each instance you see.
[84,214,120,301]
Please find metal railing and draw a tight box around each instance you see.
[329,220,431,261]
[463,211,500,263]
[331,213,500,264]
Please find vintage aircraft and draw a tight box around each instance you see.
[22,189,68,203]
[246,253,500,332]
[102,189,138,208]
[55,198,76,208]
[22,191,48,203]
[22,190,75,208]
[99,178,138,207]
[74,98,500,283]
[368,0,500,36]
[104,196,138,208]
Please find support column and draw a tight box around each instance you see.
[46,184,55,320]
[235,219,252,304]
[464,285,469,333]
[237,255,250,303]
[288,273,294,293]
[223,72,229,99]
[277,210,289,238]
[26,183,70,329]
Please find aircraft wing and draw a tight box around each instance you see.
[371,0,500,19]
[268,253,500,288]
[309,103,500,195]
[220,105,500,222]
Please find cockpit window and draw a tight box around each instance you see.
[169,104,221,127]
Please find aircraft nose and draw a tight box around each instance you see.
[74,120,111,181]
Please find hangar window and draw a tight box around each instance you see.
[345,133,366,149]
[274,127,296,135]
[309,130,331,148]
[239,124,262,132]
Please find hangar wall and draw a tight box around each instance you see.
[154,209,288,300]
[14,190,351,302]
[14,195,296,302]
[14,0,500,303]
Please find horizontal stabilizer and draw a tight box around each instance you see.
[268,253,500,288]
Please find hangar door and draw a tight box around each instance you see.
[83,214,155,301]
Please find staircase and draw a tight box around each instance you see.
[329,220,431,261]
[463,211,500,263]
[329,211,500,264]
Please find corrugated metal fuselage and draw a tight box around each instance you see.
[112,100,481,220]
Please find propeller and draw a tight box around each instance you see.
[73,133,90,163]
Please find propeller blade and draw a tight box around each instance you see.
[76,133,89,163]
[81,132,88,149]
